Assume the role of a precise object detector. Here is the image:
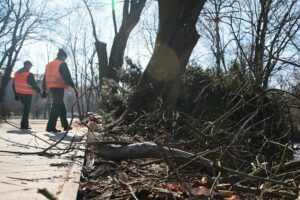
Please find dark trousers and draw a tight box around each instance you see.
[19,94,32,128]
[46,88,68,130]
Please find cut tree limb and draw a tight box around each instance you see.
[88,141,296,191]
[91,142,194,161]
[89,142,215,171]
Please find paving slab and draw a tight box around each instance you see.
[0,119,85,200]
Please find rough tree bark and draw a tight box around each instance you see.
[124,0,207,120]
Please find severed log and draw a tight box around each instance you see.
[88,141,299,191]
[89,142,215,173]
[90,142,194,161]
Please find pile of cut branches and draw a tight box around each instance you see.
[78,65,300,199]
[78,94,300,199]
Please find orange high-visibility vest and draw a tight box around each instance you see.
[45,59,68,88]
[14,71,34,95]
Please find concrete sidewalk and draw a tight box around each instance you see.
[0,119,85,200]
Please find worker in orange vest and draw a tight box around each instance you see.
[42,49,78,132]
[13,61,41,129]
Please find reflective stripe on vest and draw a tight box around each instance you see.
[45,59,68,88]
[14,71,34,95]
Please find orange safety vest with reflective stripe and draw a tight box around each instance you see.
[45,59,68,88]
[14,71,34,95]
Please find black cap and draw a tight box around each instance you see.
[23,60,33,66]
[57,48,67,58]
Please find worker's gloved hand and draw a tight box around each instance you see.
[14,95,19,101]
[73,87,79,97]
[41,91,48,99]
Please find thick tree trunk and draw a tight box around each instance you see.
[125,0,207,118]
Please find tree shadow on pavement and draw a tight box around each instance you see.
[44,132,83,142]
[7,130,32,134]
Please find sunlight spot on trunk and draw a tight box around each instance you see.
[146,43,180,81]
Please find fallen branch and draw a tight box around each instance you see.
[91,142,195,161]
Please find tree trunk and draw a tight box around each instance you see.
[252,0,271,87]
[215,9,222,76]
[125,0,207,119]
[0,49,15,102]
[95,41,109,84]
[109,0,146,81]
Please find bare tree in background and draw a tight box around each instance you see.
[198,0,235,75]
[83,0,146,83]
[65,17,83,119]
[0,0,48,101]
[228,0,300,89]
[63,14,99,116]
[138,2,158,57]
[82,35,97,114]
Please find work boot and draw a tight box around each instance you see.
[21,126,31,130]
[64,126,72,131]
[46,128,61,132]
